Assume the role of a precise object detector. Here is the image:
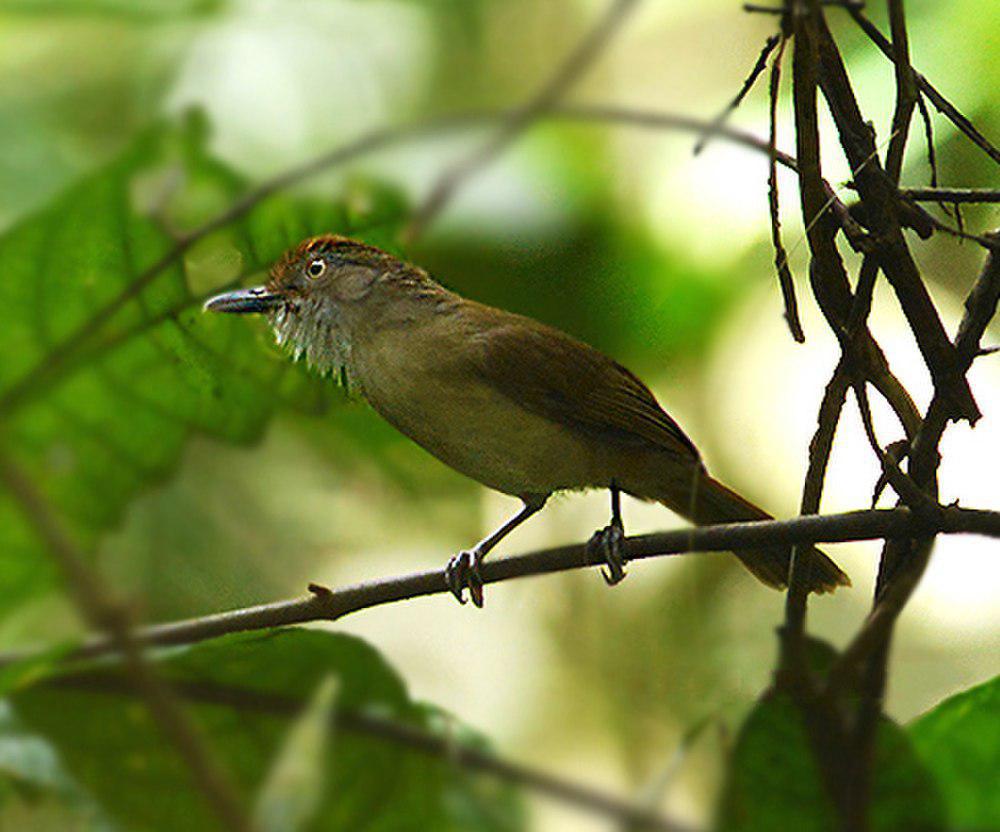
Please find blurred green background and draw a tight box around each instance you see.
[0,0,997,829]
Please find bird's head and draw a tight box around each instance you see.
[204,235,420,373]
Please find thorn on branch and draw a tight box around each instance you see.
[307,583,333,598]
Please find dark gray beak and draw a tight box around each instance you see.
[203,286,282,315]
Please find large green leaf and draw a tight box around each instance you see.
[717,692,945,832]
[6,629,524,831]
[0,113,405,611]
[908,674,1000,831]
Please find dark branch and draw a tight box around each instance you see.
[2,506,998,670]
[766,35,806,343]
[900,187,1000,204]
[694,33,781,155]
[846,8,1000,165]
[826,232,1000,692]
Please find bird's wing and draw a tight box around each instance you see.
[469,310,700,460]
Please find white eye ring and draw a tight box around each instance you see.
[307,258,326,278]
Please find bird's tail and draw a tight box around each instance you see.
[654,471,850,594]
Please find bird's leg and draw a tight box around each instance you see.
[446,494,548,608]
[588,484,627,585]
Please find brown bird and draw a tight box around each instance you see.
[205,235,849,606]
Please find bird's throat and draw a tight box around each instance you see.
[268,298,353,380]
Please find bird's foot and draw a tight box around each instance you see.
[445,549,485,608]
[587,521,627,585]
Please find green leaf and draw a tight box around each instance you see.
[0,113,406,613]
[255,676,338,832]
[0,0,226,20]
[908,674,1000,831]
[8,629,525,832]
[717,692,946,832]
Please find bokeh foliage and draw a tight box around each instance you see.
[0,114,402,612]
[0,0,997,829]
[5,630,524,831]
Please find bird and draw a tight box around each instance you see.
[205,234,850,606]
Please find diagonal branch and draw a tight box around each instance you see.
[845,8,1000,165]
[0,105,807,421]
[814,13,980,424]
[402,0,642,242]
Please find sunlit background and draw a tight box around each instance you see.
[1,0,997,828]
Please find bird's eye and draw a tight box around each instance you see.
[306,259,326,279]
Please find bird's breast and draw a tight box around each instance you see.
[348,322,610,496]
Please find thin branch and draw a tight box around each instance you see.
[850,379,939,517]
[845,7,1000,165]
[914,93,940,190]
[766,35,806,343]
[48,674,693,832]
[0,101,982,420]
[0,453,254,832]
[900,187,1000,204]
[2,506,998,670]
[402,0,642,242]
[743,0,864,12]
[694,33,781,155]
[785,0,841,668]
[884,0,918,185]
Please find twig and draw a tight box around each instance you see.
[0,453,254,832]
[914,93,939,190]
[402,0,642,242]
[694,33,781,155]
[784,0,841,674]
[883,0,918,185]
[48,673,693,832]
[900,187,1000,204]
[766,35,806,343]
[850,380,939,517]
[845,7,1000,165]
[743,0,863,12]
[1,506,998,670]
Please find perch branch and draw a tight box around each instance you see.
[1,507,998,670]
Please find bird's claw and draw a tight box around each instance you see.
[445,549,485,608]
[587,522,627,586]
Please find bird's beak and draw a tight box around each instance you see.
[203,286,283,315]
